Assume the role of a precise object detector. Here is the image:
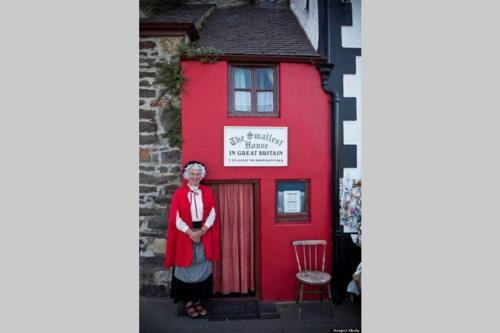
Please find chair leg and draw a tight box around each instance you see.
[297,282,304,320]
[327,283,333,317]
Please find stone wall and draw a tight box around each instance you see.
[139,36,186,296]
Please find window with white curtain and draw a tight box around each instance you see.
[229,65,278,116]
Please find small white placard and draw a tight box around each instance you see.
[283,190,301,213]
[224,126,288,167]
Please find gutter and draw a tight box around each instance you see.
[182,54,327,64]
[139,22,200,40]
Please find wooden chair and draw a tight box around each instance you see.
[292,240,332,319]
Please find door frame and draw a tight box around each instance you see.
[203,179,261,299]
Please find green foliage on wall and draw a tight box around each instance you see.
[154,61,183,100]
[153,41,221,148]
[160,100,182,148]
[177,41,222,63]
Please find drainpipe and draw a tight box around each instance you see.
[316,0,343,304]
[316,63,341,303]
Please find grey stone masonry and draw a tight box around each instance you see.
[140,134,159,145]
[140,120,158,133]
[139,35,189,296]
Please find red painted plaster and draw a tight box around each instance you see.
[181,60,331,301]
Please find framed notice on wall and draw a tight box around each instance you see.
[276,180,310,222]
[283,191,301,213]
[224,126,288,167]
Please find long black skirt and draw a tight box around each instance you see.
[170,271,213,304]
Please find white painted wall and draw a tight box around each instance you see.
[341,0,361,48]
[343,55,362,180]
[341,0,362,180]
[290,0,319,50]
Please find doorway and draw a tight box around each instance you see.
[206,180,259,298]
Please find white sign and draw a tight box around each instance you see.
[224,126,288,167]
[283,190,301,213]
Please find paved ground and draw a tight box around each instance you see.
[140,296,361,333]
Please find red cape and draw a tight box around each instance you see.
[164,183,220,269]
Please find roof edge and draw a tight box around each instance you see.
[139,22,199,40]
[181,54,327,64]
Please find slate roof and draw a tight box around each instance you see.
[194,5,321,59]
[141,4,215,24]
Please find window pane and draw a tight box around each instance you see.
[276,181,306,214]
[235,91,251,111]
[257,92,274,112]
[277,192,304,213]
[277,181,305,193]
[256,68,273,89]
[234,68,251,89]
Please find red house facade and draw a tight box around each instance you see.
[181,60,330,300]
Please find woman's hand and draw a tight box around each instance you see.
[186,229,203,243]
[201,225,208,235]
[192,230,203,243]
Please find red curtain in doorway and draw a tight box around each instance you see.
[210,183,255,294]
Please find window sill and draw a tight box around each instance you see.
[275,215,311,223]
[228,113,280,118]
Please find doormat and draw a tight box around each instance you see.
[207,300,260,321]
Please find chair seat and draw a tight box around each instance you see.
[296,271,331,285]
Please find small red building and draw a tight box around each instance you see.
[180,5,331,301]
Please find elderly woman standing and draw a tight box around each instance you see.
[165,161,219,318]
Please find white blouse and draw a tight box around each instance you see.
[175,184,215,233]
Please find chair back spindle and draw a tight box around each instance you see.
[303,245,307,271]
[294,244,302,272]
[292,240,327,272]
